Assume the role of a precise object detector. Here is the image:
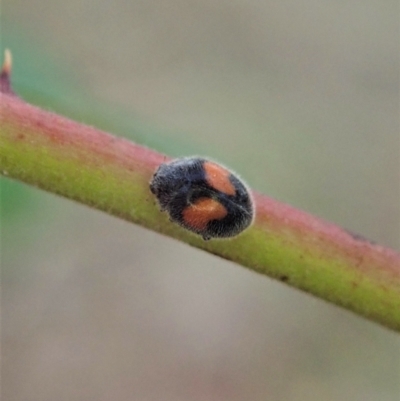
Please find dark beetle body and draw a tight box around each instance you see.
[150,157,254,240]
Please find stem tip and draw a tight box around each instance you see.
[1,49,15,95]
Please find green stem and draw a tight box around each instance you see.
[1,58,400,332]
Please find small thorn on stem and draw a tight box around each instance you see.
[2,49,12,75]
[1,49,15,95]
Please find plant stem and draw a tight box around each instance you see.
[1,51,400,331]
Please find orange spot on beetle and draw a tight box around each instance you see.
[204,162,236,196]
[182,198,228,230]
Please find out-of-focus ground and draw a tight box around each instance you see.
[2,1,399,400]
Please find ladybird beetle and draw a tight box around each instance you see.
[149,157,254,240]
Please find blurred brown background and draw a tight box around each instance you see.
[2,1,399,400]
